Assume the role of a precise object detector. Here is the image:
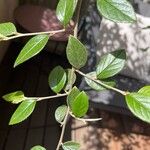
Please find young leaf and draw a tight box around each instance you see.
[31,145,46,150]
[55,105,68,123]
[0,22,17,36]
[125,92,150,123]
[56,0,78,26]
[67,87,80,107]
[96,49,126,79]
[97,0,136,23]
[3,91,26,104]
[66,35,88,69]
[48,66,67,93]
[14,34,49,67]
[9,100,36,125]
[65,69,76,91]
[85,72,116,91]
[71,91,89,118]
[62,141,80,150]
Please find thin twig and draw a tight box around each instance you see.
[75,69,127,96]
[0,29,65,41]
[70,113,102,124]
[28,93,68,102]
[56,107,70,150]
[74,0,83,37]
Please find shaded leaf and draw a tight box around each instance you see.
[71,91,89,118]
[9,100,36,125]
[125,92,150,123]
[97,0,136,23]
[56,0,77,26]
[3,91,26,104]
[67,87,80,107]
[96,49,126,79]
[48,66,67,93]
[85,72,116,91]
[62,141,80,150]
[66,35,88,69]
[14,34,49,67]
[0,22,17,36]
[65,69,76,91]
[55,105,68,123]
[31,145,46,150]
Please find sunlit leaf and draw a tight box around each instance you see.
[65,69,76,91]
[70,91,89,118]
[56,0,78,26]
[96,49,126,79]
[138,86,150,96]
[14,34,49,67]
[48,66,67,93]
[85,72,116,91]
[66,35,88,69]
[3,91,26,104]
[125,91,150,123]
[67,87,80,107]
[62,141,80,150]
[97,0,136,23]
[55,105,68,123]
[9,100,36,125]
[0,22,17,36]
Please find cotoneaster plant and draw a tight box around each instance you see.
[0,0,150,150]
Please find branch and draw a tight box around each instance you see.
[75,69,127,96]
[56,107,70,150]
[28,93,68,102]
[0,29,65,41]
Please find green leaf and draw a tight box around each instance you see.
[85,72,116,91]
[65,69,76,91]
[48,66,67,93]
[62,141,80,150]
[0,22,17,36]
[138,86,150,96]
[125,92,150,123]
[31,145,46,150]
[55,105,68,123]
[96,49,126,79]
[97,0,136,23]
[9,100,36,125]
[3,91,26,104]
[71,91,89,118]
[67,87,80,107]
[56,0,78,26]
[14,34,49,67]
[66,35,88,69]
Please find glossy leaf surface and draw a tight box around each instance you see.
[71,91,89,118]
[96,49,126,79]
[48,66,67,93]
[3,91,25,104]
[126,89,150,123]
[55,105,68,123]
[62,141,80,150]
[56,0,77,26]
[67,87,80,107]
[97,0,136,23]
[66,35,88,69]
[85,72,116,91]
[0,22,16,36]
[9,100,36,125]
[14,34,49,67]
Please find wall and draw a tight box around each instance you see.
[0,0,18,63]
